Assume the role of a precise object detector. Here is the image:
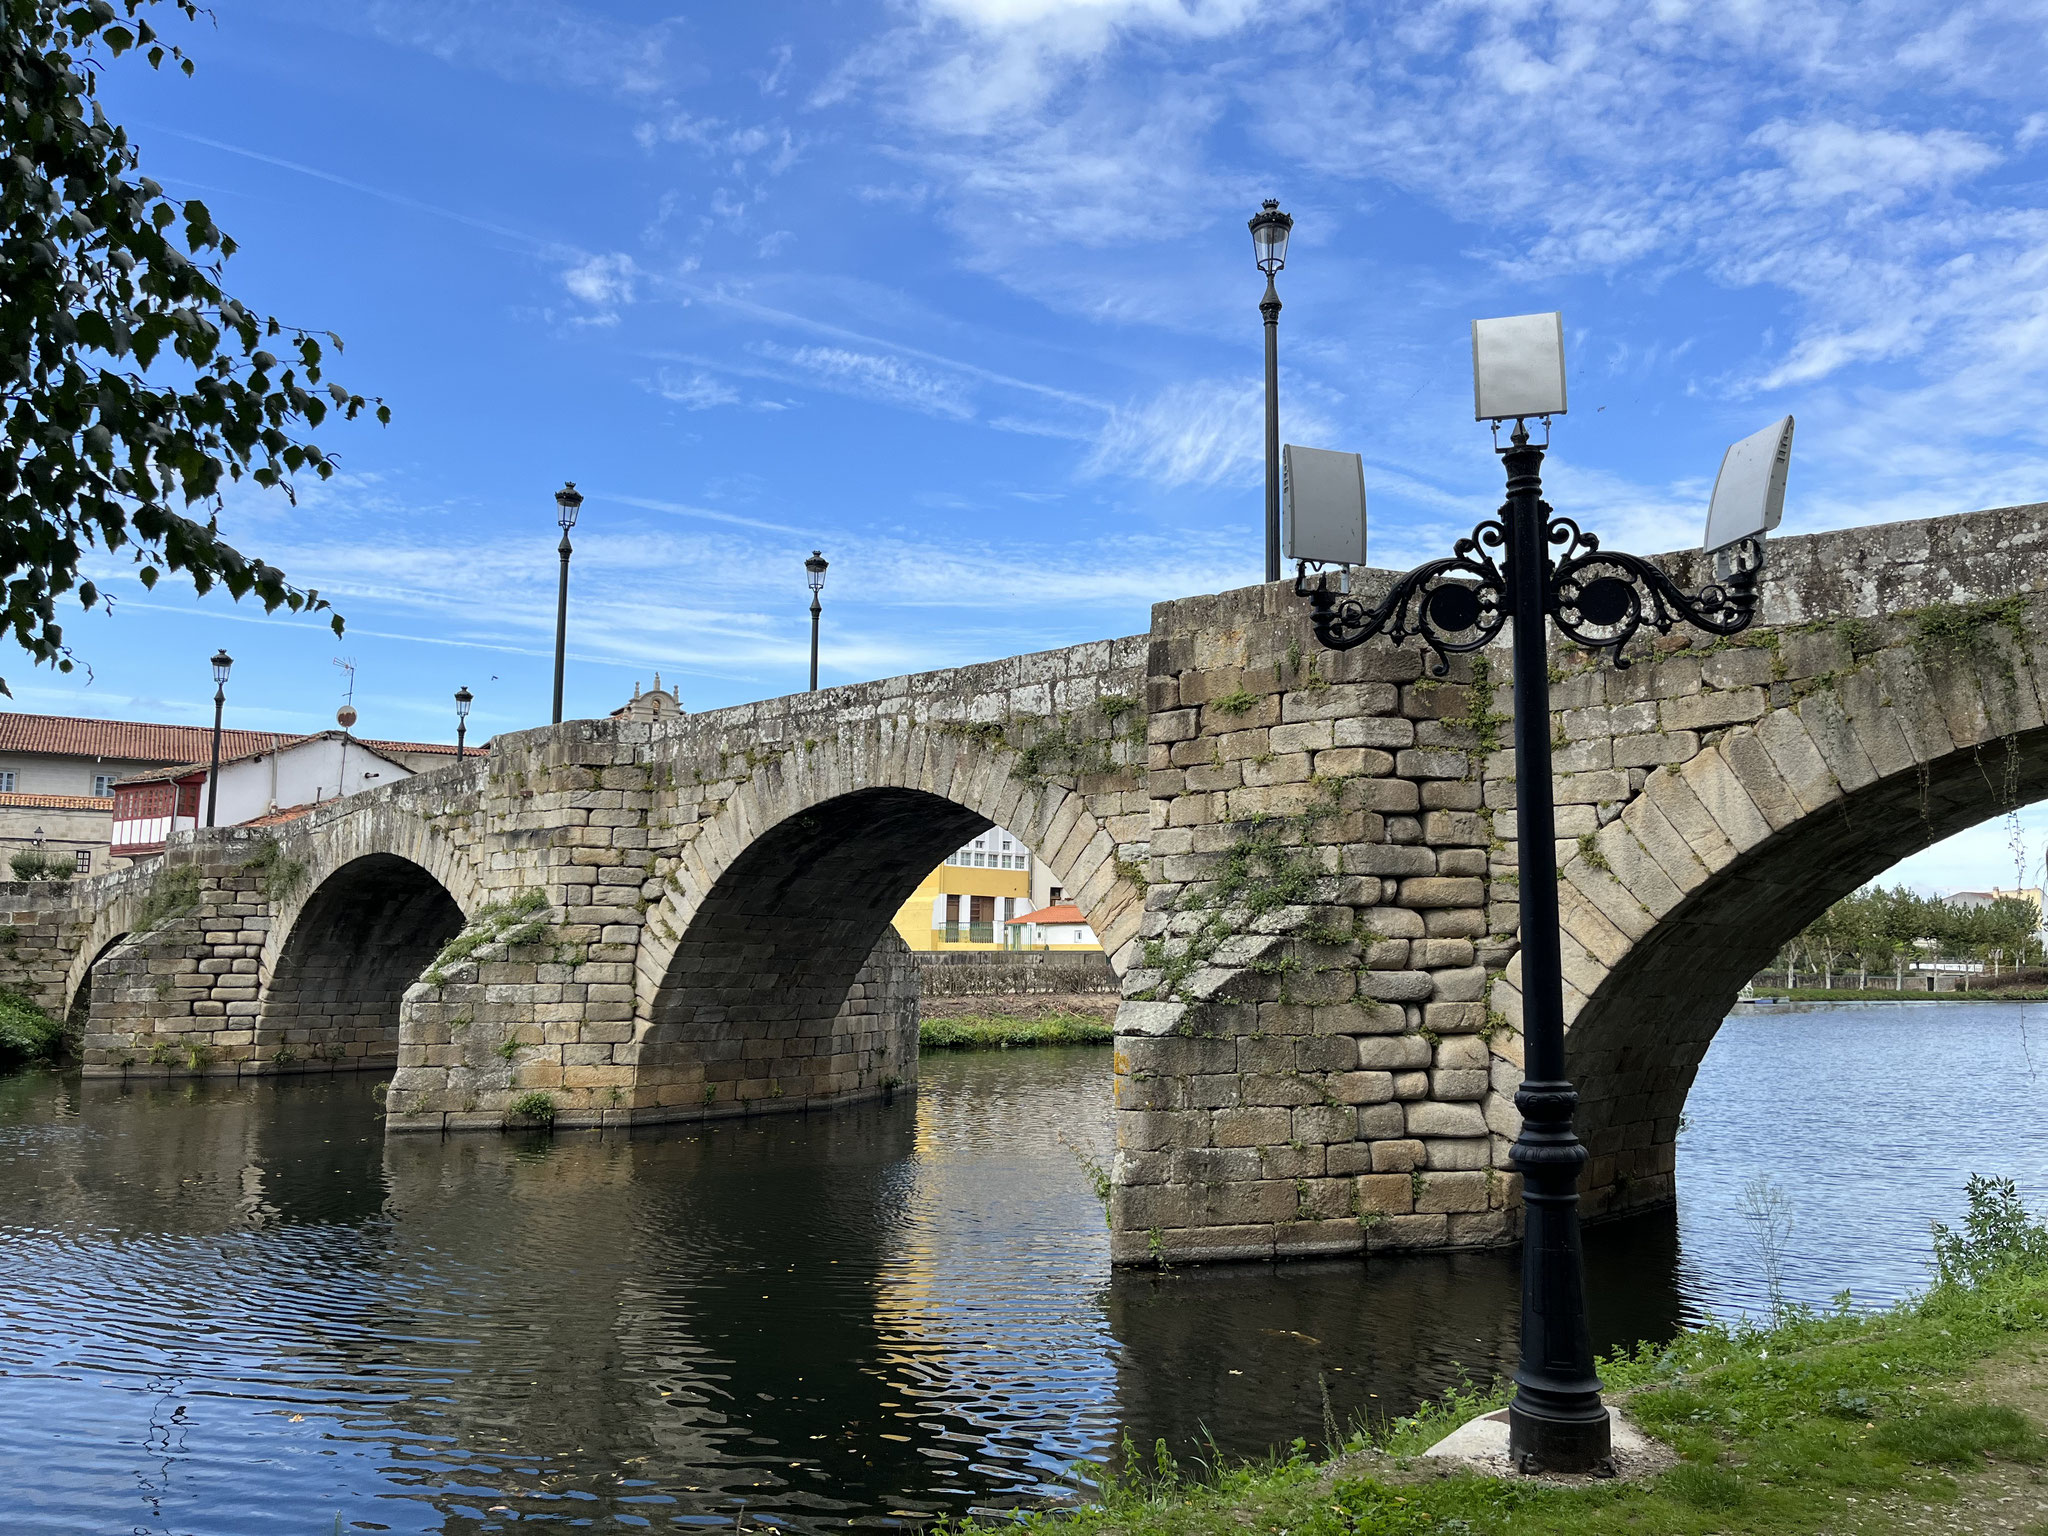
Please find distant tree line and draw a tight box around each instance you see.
[1773,886,2041,988]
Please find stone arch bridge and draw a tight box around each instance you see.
[3,502,2042,1266]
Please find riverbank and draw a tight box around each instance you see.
[1744,987,2048,1004]
[919,1012,1114,1049]
[966,1176,2048,1535]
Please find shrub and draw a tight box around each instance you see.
[1932,1174,2048,1286]
[0,990,65,1068]
[8,850,64,881]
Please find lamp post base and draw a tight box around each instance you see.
[1507,1396,1614,1476]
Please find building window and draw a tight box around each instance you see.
[1049,885,1064,905]
[73,850,89,873]
[93,775,114,797]
[0,772,14,791]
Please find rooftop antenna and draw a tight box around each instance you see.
[332,656,358,731]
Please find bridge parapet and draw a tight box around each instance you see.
[1110,501,2048,1263]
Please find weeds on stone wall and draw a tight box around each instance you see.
[422,888,549,985]
[508,1090,556,1127]
[135,863,200,932]
[1908,594,2032,683]
[239,837,309,904]
[0,990,63,1069]
[1134,782,1350,1005]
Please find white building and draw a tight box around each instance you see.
[112,732,417,858]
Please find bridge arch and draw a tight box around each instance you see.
[629,719,1146,1112]
[1523,622,2048,1221]
[257,852,468,1069]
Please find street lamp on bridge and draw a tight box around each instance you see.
[455,685,473,760]
[552,481,584,725]
[1296,312,1791,1473]
[806,550,829,691]
[1250,199,1294,584]
[206,648,233,828]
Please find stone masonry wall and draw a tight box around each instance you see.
[1110,501,2048,1264]
[36,502,2048,1268]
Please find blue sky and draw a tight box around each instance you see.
[21,0,2048,888]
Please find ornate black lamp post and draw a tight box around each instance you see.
[455,685,473,760]
[552,481,583,725]
[1296,312,1787,1473]
[805,550,829,691]
[1250,199,1293,583]
[205,648,233,828]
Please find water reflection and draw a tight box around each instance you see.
[2,1003,2044,1533]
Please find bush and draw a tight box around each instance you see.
[1933,1174,2048,1286]
[8,850,65,881]
[0,990,64,1068]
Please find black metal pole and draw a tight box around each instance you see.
[1262,272,1282,584]
[1501,420,1611,1473]
[809,592,822,691]
[456,721,466,761]
[205,686,225,828]
[552,529,572,725]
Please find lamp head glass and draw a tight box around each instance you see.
[1249,199,1292,275]
[805,550,829,592]
[1471,311,1568,421]
[210,649,233,687]
[1702,416,1794,553]
[554,480,584,530]
[455,685,473,720]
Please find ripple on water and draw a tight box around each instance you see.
[0,1006,2043,1532]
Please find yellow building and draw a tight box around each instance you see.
[890,826,1036,951]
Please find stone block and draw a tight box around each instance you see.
[1328,1070,1395,1104]
[1356,1173,1414,1215]
[1429,1068,1489,1101]
[1414,1170,1490,1214]
[1370,1138,1424,1173]
[1405,1100,1488,1137]
[1421,1138,1491,1171]
[1398,876,1485,909]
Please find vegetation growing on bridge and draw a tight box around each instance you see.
[954,1176,2048,1536]
[239,837,308,903]
[134,862,200,932]
[422,888,550,986]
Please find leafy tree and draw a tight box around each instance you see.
[1,0,382,695]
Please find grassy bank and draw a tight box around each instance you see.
[954,1176,2048,1535]
[1758,987,2048,1003]
[919,1013,1114,1050]
[0,990,63,1071]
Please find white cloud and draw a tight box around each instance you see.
[1086,377,1341,488]
[758,343,977,419]
[654,369,741,410]
[562,252,638,310]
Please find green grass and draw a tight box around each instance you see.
[943,1175,2048,1536]
[919,1013,1114,1050]
[0,990,64,1070]
[1761,987,2048,1002]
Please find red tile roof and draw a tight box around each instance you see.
[0,712,461,767]
[0,713,294,764]
[244,801,320,828]
[114,730,418,787]
[0,791,113,812]
[1008,902,1087,925]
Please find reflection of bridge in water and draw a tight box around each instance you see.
[2,1058,1687,1529]
[6,501,2047,1263]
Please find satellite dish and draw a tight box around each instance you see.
[1282,445,1367,567]
[336,704,358,730]
[1702,417,1794,553]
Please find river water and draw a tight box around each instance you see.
[3,1001,2046,1533]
